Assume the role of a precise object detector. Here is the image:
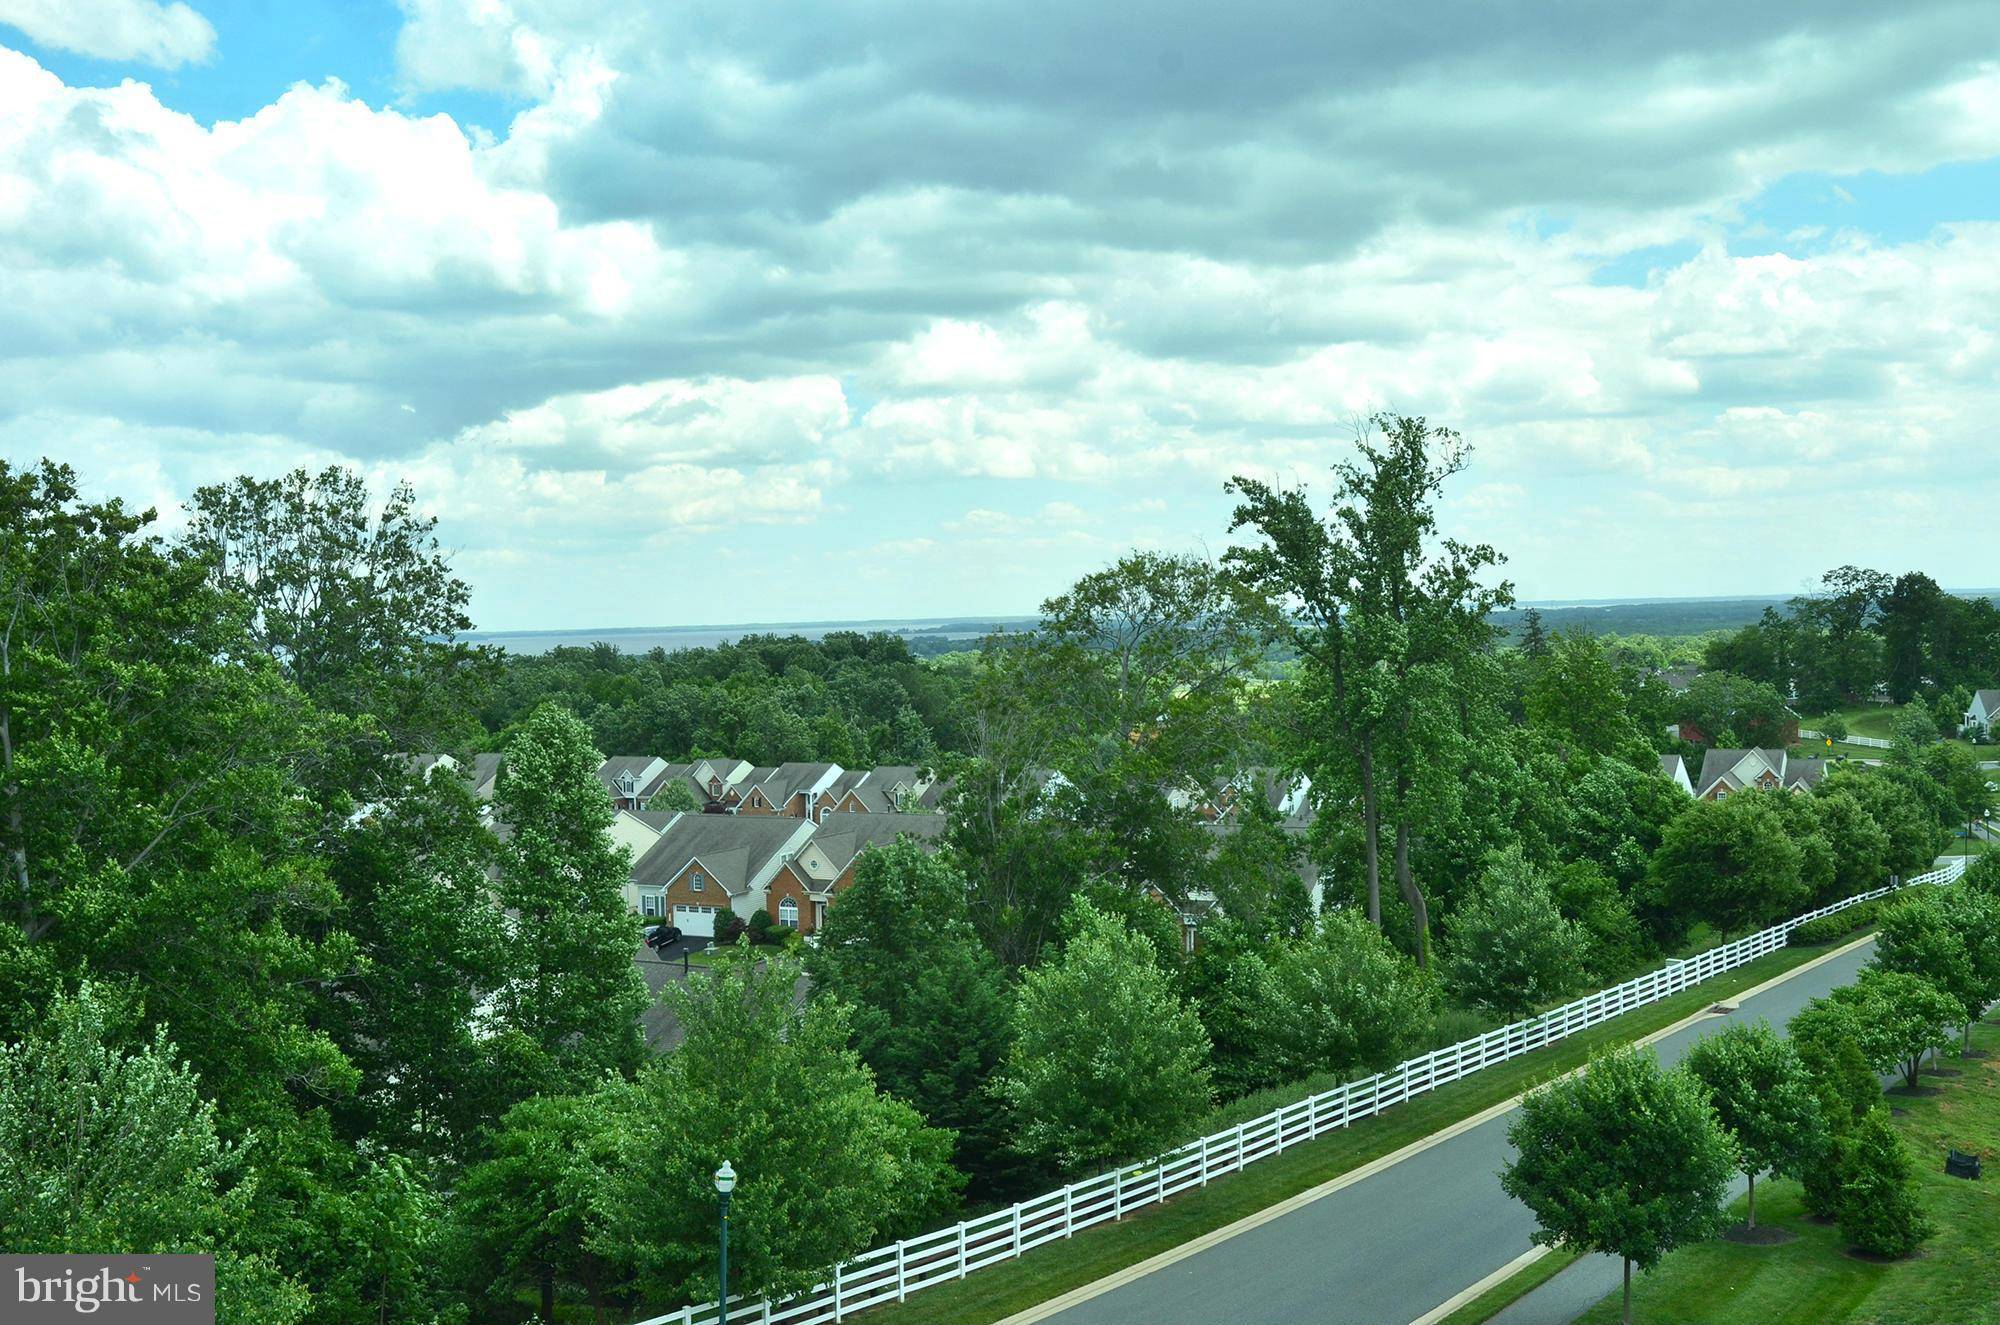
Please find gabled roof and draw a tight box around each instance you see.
[1694,748,1822,798]
[629,813,811,894]
[749,762,844,806]
[806,811,947,876]
[598,755,666,796]
[1974,689,2000,714]
[917,776,954,810]
[468,752,505,797]
[849,765,931,813]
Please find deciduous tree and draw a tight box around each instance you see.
[1681,1022,1825,1229]
[1502,1047,1735,1325]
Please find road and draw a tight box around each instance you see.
[1030,939,1880,1325]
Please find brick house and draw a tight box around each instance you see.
[598,755,670,811]
[627,813,815,935]
[763,811,947,934]
[735,762,846,818]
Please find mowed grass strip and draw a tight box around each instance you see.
[1433,1248,1579,1325]
[1571,1020,2000,1325]
[857,940,1858,1325]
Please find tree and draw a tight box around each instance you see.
[1205,789,1312,941]
[1807,790,1891,903]
[803,841,1019,1194]
[1501,1047,1736,1325]
[1823,767,1947,879]
[648,779,703,812]
[1204,909,1436,1097]
[324,768,506,1164]
[1675,672,1792,748]
[457,1089,626,1324]
[1872,892,1992,1049]
[0,985,309,1324]
[1229,415,1511,964]
[1000,899,1212,1174]
[1546,861,1646,983]
[184,465,491,760]
[1787,995,1884,1220]
[603,947,959,1305]
[1834,969,1962,1090]
[1520,607,1550,659]
[490,703,649,1097]
[1892,704,1941,747]
[1644,792,1805,942]
[1837,1108,1933,1258]
[1440,847,1587,1018]
[1524,629,1641,758]
[1681,1022,1825,1229]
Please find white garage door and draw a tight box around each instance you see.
[672,905,718,937]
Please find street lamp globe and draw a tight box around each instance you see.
[714,1161,737,1196]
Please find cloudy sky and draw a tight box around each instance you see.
[3,0,1997,631]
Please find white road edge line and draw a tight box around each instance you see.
[990,931,1881,1325]
[1407,1246,1551,1325]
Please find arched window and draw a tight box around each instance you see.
[690,871,706,892]
[779,897,799,928]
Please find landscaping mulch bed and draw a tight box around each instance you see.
[1889,1084,1944,1098]
[1925,1067,1964,1078]
[1721,1224,1798,1246]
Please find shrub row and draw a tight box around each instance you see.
[1789,900,1882,946]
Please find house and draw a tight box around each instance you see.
[1963,690,2000,740]
[644,757,758,809]
[598,756,670,811]
[608,807,680,862]
[814,765,940,816]
[627,813,816,934]
[735,762,846,818]
[1660,754,1695,796]
[764,811,948,934]
[467,753,505,800]
[1693,748,1827,801]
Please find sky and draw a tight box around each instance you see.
[2,1,1998,632]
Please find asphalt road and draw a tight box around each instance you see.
[1037,939,1880,1325]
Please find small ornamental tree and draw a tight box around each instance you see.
[1933,888,2000,1045]
[1502,1047,1735,1325]
[1001,898,1213,1175]
[1441,846,1587,1018]
[1837,969,1963,1090]
[1647,792,1806,939]
[1837,1108,1934,1258]
[1873,894,1986,1048]
[1787,996,1883,1220]
[1682,1022,1825,1229]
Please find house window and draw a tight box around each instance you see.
[642,894,662,917]
[779,897,799,928]
[690,871,706,892]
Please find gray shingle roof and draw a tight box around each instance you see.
[1975,689,2000,714]
[808,811,946,874]
[629,814,807,894]
[749,762,841,806]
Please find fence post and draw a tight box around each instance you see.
[1012,1203,1023,1257]
[1113,1167,1123,1219]
[956,1223,968,1279]
[895,1242,907,1303]
[832,1265,843,1321]
[1063,1183,1074,1234]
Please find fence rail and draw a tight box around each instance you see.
[634,857,1969,1325]
[1800,728,1893,750]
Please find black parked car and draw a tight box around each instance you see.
[643,923,683,951]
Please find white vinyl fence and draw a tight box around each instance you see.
[636,857,1970,1325]
[1800,728,1893,750]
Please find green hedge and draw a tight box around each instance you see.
[1789,899,1881,946]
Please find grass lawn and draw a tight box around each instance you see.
[1802,701,1991,757]
[1436,1248,1580,1325]
[1572,1021,2000,1325]
[855,940,1869,1325]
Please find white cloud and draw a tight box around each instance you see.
[0,0,213,67]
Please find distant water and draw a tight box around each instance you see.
[464,617,1034,655]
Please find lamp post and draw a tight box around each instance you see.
[714,1161,737,1325]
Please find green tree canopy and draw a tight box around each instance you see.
[1441,847,1587,1018]
[1000,899,1212,1174]
[604,947,959,1305]
[1681,1021,1825,1229]
[490,703,649,1098]
[1502,1046,1735,1325]
[1832,969,1963,1090]
[0,985,309,1324]
[1644,791,1805,942]
[803,840,1020,1195]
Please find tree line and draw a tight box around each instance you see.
[1504,855,2000,1325]
[2,432,1986,1324]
